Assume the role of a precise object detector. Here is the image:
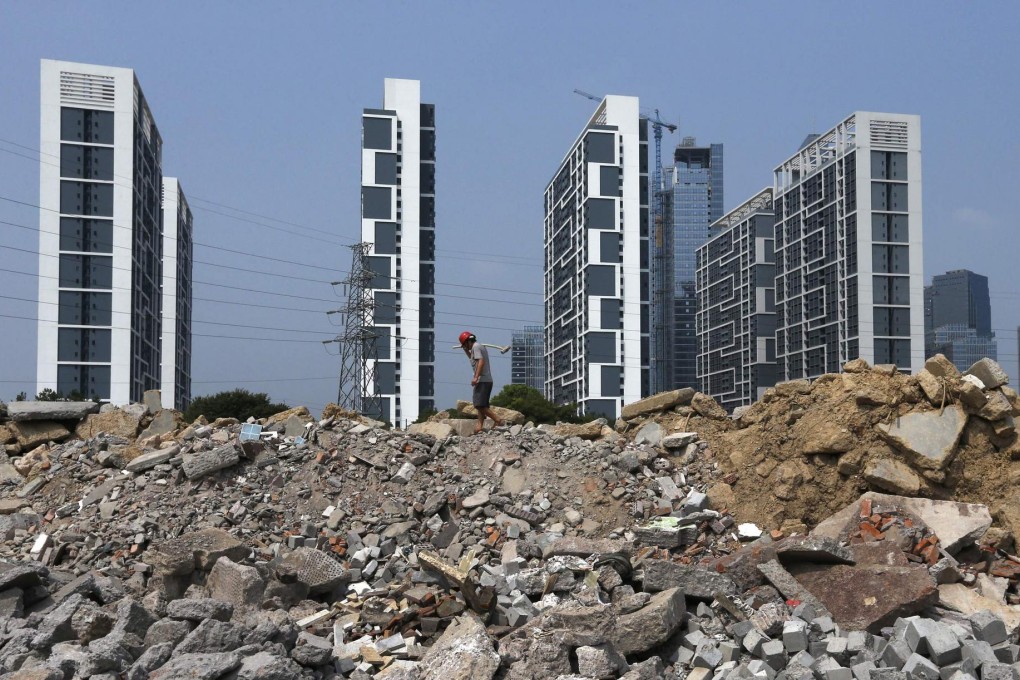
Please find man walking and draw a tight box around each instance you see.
[459,331,504,433]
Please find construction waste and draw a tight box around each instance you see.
[0,354,1018,679]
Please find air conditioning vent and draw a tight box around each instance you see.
[59,71,115,109]
[869,120,908,150]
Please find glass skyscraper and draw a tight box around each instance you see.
[924,269,996,371]
[662,138,723,390]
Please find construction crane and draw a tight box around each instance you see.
[573,89,678,393]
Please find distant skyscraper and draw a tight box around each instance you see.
[160,178,193,411]
[924,269,996,370]
[37,59,186,405]
[544,95,649,418]
[696,188,777,410]
[773,112,924,379]
[662,138,723,391]
[360,79,436,427]
[511,326,545,391]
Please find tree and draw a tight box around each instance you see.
[35,388,60,401]
[14,392,27,402]
[183,389,290,423]
[490,384,594,425]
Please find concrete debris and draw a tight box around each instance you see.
[0,361,1019,678]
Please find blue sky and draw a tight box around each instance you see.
[2,2,1019,412]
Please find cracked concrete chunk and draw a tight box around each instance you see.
[612,587,686,655]
[876,405,967,470]
[416,614,498,680]
[6,400,100,421]
[864,457,922,496]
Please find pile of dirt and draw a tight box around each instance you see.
[623,356,1020,544]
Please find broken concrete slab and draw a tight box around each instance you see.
[938,584,1020,634]
[181,444,240,480]
[877,405,967,470]
[408,422,454,439]
[811,493,992,554]
[757,560,830,617]
[864,457,922,496]
[633,422,663,447]
[10,420,70,449]
[786,562,937,633]
[124,445,179,473]
[692,392,728,420]
[775,536,854,565]
[139,409,182,440]
[415,614,499,680]
[75,408,143,439]
[640,560,736,600]
[621,389,696,420]
[612,587,686,655]
[546,420,605,440]
[146,528,249,576]
[455,401,525,425]
[5,400,100,422]
[542,537,632,560]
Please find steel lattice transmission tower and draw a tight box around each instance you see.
[329,243,382,418]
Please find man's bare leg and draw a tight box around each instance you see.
[481,408,504,428]
[475,412,485,434]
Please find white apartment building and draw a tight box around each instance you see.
[360,79,436,427]
[544,95,650,418]
[37,59,177,405]
[160,178,193,411]
[773,112,923,379]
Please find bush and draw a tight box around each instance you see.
[413,408,438,424]
[184,389,290,423]
[490,384,594,425]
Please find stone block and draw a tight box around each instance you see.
[139,409,182,440]
[576,643,629,678]
[692,392,728,419]
[641,560,736,600]
[6,401,100,421]
[980,664,1017,680]
[143,390,162,413]
[148,651,242,679]
[621,388,696,419]
[971,611,1008,646]
[904,654,941,680]
[612,587,686,655]
[876,406,967,470]
[182,444,240,480]
[864,458,922,496]
[407,422,454,439]
[783,620,809,653]
[76,409,143,439]
[125,445,180,473]
[963,640,1000,669]
[10,421,70,449]
[966,359,1009,390]
[147,528,248,576]
[207,557,265,609]
[166,598,234,622]
[633,422,662,447]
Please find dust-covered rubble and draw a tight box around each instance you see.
[1,357,1020,678]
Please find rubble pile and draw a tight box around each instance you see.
[617,356,1020,544]
[0,355,1018,678]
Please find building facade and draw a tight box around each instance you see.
[924,269,996,370]
[773,112,924,379]
[160,178,193,411]
[544,95,649,418]
[663,138,724,391]
[360,78,435,427]
[696,188,777,410]
[511,326,545,391]
[37,59,173,405]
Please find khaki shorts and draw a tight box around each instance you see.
[472,381,494,409]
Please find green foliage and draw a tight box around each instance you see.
[490,384,594,425]
[183,389,290,423]
[14,392,27,402]
[33,389,99,402]
[413,408,439,424]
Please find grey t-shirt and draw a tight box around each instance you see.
[470,344,493,382]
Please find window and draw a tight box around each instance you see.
[374,222,398,255]
[60,218,113,253]
[59,254,112,289]
[587,199,615,230]
[374,292,397,324]
[58,328,111,362]
[600,166,621,198]
[374,153,398,185]
[60,181,113,217]
[60,108,114,144]
[586,132,615,164]
[363,117,392,150]
[60,144,113,180]
[365,256,392,289]
[600,232,621,264]
[362,187,392,220]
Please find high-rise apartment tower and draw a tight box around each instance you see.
[37,60,188,405]
[360,79,436,427]
[696,188,777,410]
[160,178,193,411]
[773,112,924,379]
[544,95,649,418]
